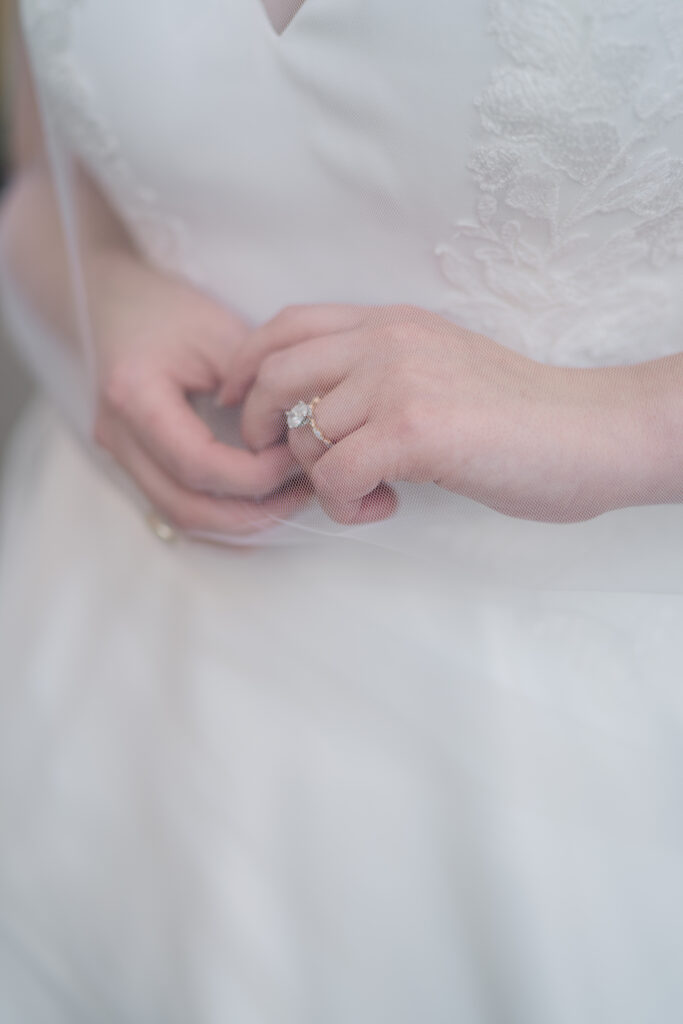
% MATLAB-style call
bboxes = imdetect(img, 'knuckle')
[173,457,207,492]
[310,456,353,502]
[169,453,210,493]
[277,303,304,325]
[387,304,424,333]
[101,362,153,423]
[257,350,289,391]
[339,446,366,483]
[393,398,428,446]
[387,319,419,349]
[394,302,422,321]
[369,303,419,332]
[165,501,197,533]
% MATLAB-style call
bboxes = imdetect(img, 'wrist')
[627,356,683,506]
[575,357,683,512]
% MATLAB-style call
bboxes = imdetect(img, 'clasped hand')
[93,257,639,538]
[223,303,636,525]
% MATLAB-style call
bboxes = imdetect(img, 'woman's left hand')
[220,303,648,525]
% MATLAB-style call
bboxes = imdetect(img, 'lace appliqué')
[437,0,683,366]
[20,0,195,276]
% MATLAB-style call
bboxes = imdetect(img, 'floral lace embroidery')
[20,0,196,277]
[437,0,683,365]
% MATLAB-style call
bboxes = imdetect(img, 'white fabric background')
[1,2,683,1021]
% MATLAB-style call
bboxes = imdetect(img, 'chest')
[20,1,683,365]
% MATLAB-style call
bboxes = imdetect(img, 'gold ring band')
[310,396,333,447]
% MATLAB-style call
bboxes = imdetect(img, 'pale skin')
[260,0,307,34]
[220,304,683,525]
[2,18,308,536]
[2,12,682,537]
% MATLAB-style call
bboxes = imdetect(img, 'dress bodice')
[20,0,683,368]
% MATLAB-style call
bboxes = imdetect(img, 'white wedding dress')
[2,1,683,1021]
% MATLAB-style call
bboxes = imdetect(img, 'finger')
[286,377,372,468]
[219,303,367,405]
[308,425,399,525]
[126,377,298,497]
[105,423,313,536]
[241,333,359,451]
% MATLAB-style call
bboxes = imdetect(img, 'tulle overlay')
[1,0,683,1019]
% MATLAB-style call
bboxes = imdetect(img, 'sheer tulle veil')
[3,0,683,594]
[2,5,683,1022]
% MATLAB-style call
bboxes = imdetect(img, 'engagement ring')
[285,397,333,447]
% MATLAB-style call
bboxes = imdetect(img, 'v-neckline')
[255,0,311,37]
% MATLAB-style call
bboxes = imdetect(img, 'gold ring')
[146,510,178,543]
[309,396,333,448]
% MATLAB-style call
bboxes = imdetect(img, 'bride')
[1,0,682,1020]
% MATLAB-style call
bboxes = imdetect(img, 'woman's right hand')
[90,250,308,537]
[3,25,304,539]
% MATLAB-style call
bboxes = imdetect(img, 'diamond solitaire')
[285,400,312,429]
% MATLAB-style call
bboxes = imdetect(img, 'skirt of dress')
[1,399,683,1024]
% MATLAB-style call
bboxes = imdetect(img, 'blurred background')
[0,0,32,458]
